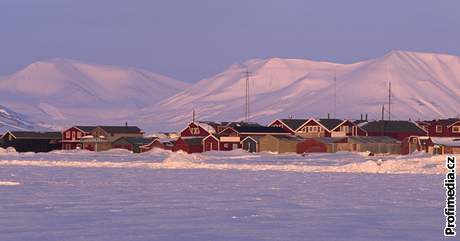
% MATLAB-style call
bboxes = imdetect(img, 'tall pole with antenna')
[244,70,251,123]
[388,81,391,120]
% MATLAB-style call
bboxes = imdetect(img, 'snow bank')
[0,151,450,174]
[0,181,21,186]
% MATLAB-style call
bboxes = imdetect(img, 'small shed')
[429,137,460,155]
[1,131,62,153]
[345,136,401,154]
[241,136,262,153]
[173,137,204,153]
[259,135,303,154]
[112,137,154,153]
[297,137,346,154]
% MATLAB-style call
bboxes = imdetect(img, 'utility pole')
[192,109,195,122]
[388,81,392,120]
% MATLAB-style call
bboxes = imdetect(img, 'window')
[65,131,71,138]
[436,125,443,133]
[77,132,82,138]
[453,126,460,133]
[308,126,319,132]
[224,143,229,148]
[340,126,349,133]
[192,127,200,134]
[71,131,76,139]
[300,127,307,133]
[412,138,418,144]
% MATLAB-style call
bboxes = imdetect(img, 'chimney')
[192,110,196,122]
[365,113,368,121]
[327,113,330,119]
[360,114,363,120]
[125,122,128,127]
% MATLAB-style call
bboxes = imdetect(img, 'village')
[1,114,460,156]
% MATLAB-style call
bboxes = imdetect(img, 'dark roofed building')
[112,137,155,153]
[268,118,308,134]
[98,126,142,134]
[361,120,427,140]
[423,118,460,137]
[1,131,61,152]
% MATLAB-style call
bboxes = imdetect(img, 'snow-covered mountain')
[140,50,460,131]
[0,105,39,133]
[0,59,190,129]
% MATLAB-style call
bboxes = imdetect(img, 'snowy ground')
[0,149,454,240]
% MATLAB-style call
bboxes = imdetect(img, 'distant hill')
[0,59,190,129]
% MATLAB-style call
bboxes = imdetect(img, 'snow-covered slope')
[0,59,190,128]
[141,50,460,131]
[0,105,38,133]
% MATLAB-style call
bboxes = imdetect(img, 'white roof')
[431,137,460,147]
[195,122,216,134]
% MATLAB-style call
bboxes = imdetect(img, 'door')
[232,143,239,150]
[205,142,213,152]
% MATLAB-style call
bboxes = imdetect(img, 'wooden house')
[179,121,217,138]
[112,137,154,153]
[82,125,143,151]
[173,137,204,154]
[1,131,61,153]
[61,126,96,150]
[424,118,460,137]
[343,136,401,154]
[404,137,460,155]
[240,136,263,153]
[203,134,220,152]
[401,136,431,154]
[211,126,289,151]
[360,120,427,141]
[259,135,303,154]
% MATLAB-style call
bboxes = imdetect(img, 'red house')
[361,120,427,141]
[179,121,217,137]
[61,126,96,150]
[294,118,342,137]
[173,137,204,153]
[424,118,460,137]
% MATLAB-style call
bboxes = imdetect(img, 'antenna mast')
[388,81,391,120]
[244,69,251,122]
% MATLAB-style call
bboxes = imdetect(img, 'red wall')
[173,138,203,153]
[269,120,295,134]
[297,139,328,154]
[180,123,211,137]
[426,121,460,137]
[203,138,219,152]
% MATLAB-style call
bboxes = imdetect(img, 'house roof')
[268,135,304,142]
[361,120,427,135]
[98,126,142,134]
[318,118,344,131]
[347,136,400,144]
[279,119,308,131]
[231,126,289,134]
[431,118,460,126]
[7,131,62,139]
[431,137,460,147]
[75,126,97,132]
[114,137,154,145]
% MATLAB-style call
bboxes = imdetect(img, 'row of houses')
[1,117,460,155]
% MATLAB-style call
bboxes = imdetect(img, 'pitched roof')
[7,131,62,139]
[361,121,426,134]
[98,126,142,134]
[433,118,460,126]
[431,137,460,147]
[75,126,97,132]
[114,137,154,145]
[347,136,400,144]
[232,126,289,134]
[318,118,344,131]
[279,119,308,131]
[269,135,304,142]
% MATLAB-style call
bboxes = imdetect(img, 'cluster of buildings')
[1,116,460,155]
